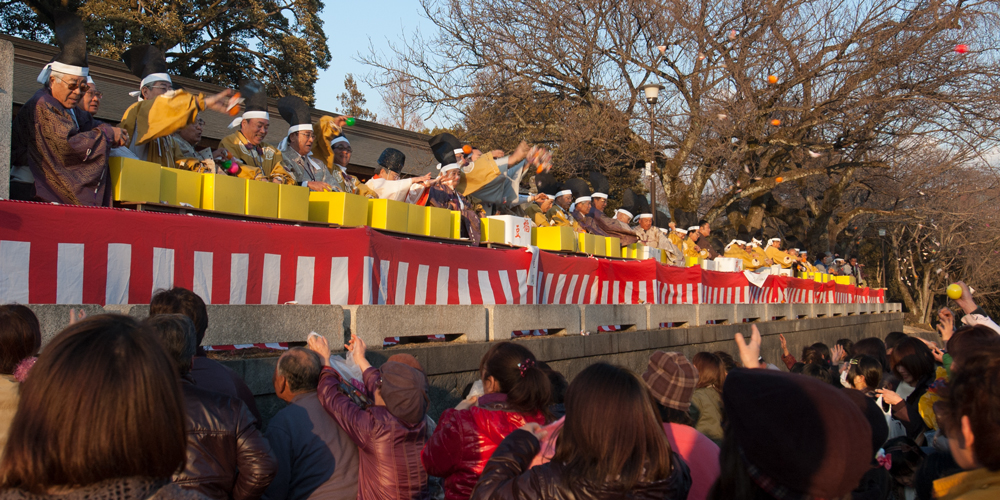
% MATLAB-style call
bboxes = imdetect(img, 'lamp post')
[640,83,664,222]
[878,228,887,287]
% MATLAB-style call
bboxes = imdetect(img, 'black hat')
[534,173,561,197]
[123,45,169,81]
[655,210,672,228]
[378,148,406,174]
[428,133,463,166]
[620,189,639,214]
[564,178,591,201]
[230,79,269,128]
[634,194,651,215]
[588,170,610,196]
[37,14,89,84]
[277,95,312,128]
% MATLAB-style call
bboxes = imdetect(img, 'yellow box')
[308,191,368,226]
[536,226,575,252]
[425,206,451,238]
[833,275,852,285]
[593,235,607,257]
[158,167,202,207]
[605,237,621,258]
[685,256,702,267]
[623,244,636,259]
[407,204,427,235]
[368,199,409,233]
[450,211,462,239]
[480,218,506,244]
[634,243,646,259]
[201,173,246,214]
[109,157,161,203]
[245,180,279,218]
[277,184,309,221]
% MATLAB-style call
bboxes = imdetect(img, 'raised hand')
[306,333,331,365]
[831,344,845,365]
[937,307,955,342]
[779,333,789,356]
[204,89,238,113]
[735,324,763,369]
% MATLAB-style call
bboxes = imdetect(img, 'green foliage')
[13,0,330,103]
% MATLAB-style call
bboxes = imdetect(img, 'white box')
[700,259,717,271]
[778,268,794,277]
[713,257,743,273]
[638,246,663,260]
[487,215,533,247]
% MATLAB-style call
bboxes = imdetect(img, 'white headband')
[616,209,633,219]
[453,148,464,155]
[726,239,740,251]
[278,124,314,150]
[330,136,350,147]
[768,238,781,243]
[687,226,700,232]
[592,192,608,199]
[86,75,95,85]
[555,189,572,198]
[751,238,762,246]
[38,61,88,84]
[638,213,653,219]
[439,163,460,173]
[128,73,173,99]
[574,196,592,204]
[229,111,270,129]
[675,228,688,235]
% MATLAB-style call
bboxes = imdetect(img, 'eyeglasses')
[148,83,173,91]
[85,90,103,99]
[333,146,353,153]
[55,76,89,93]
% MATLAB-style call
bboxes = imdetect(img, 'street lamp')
[878,228,887,287]
[640,83,665,220]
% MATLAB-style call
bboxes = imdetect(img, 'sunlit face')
[333,143,352,167]
[593,197,607,212]
[638,218,652,230]
[616,212,631,224]
[241,118,269,145]
[699,224,711,237]
[439,169,460,189]
[380,168,400,181]
[77,84,102,114]
[555,194,572,210]
[290,131,314,156]
[49,73,87,109]
[178,118,204,146]
[576,201,592,214]
[141,81,172,100]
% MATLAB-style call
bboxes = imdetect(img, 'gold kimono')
[765,245,794,268]
[725,246,761,270]
[310,116,376,198]
[119,90,207,169]
[219,131,294,184]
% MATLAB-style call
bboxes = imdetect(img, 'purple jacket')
[317,367,430,500]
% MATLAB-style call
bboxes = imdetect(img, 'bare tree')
[379,74,425,131]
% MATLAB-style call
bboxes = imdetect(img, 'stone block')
[734,304,767,324]
[648,328,688,349]
[486,304,581,340]
[791,303,814,319]
[580,304,648,333]
[201,305,344,348]
[349,305,487,350]
[27,304,107,348]
[699,304,738,326]
[648,304,697,329]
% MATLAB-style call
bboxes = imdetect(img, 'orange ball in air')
[462,144,473,155]
[775,176,784,183]
[771,119,781,126]
[768,75,778,84]
[954,44,969,54]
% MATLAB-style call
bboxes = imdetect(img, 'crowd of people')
[0,280,997,499]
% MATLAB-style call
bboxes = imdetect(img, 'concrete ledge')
[700,304,737,326]
[27,304,107,347]
[580,304,648,333]
[349,305,487,349]
[791,303,814,319]
[201,305,344,347]
[734,304,766,324]
[487,304,581,340]
[648,304,697,329]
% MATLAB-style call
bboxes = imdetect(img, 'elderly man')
[276,95,336,192]
[11,15,128,205]
[364,148,431,201]
[76,76,102,116]
[633,213,683,265]
[571,195,608,236]
[544,187,584,232]
[118,45,236,168]
[590,204,638,245]
[171,117,218,172]
[765,237,794,268]
[264,347,360,500]
[697,220,721,258]
[427,163,481,243]
[220,79,295,184]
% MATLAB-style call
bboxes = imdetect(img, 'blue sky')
[312,0,432,119]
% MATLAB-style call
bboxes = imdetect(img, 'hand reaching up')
[306,333,331,366]
[736,324,763,369]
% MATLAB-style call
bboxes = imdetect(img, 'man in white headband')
[632,213,683,265]
[276,95,335,191]
[427,162,482,242]
[118,44,237,168]
[219,79,296,184]
[764,236,794,268]
[724,234,761,270]
[11,14,129,206]
[571,194,607,236]
[681,222,710,260]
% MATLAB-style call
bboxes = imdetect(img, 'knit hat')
[724,369,872,500]
[379,361,429,425]
[641,351,698,411]
[387,353,423,372]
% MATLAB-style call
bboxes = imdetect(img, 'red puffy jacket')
[421,394,546,500]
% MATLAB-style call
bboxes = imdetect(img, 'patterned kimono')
[591,208,638,245]
[572,208,608,237]
[13,88,117,206]
[427,184,481,244]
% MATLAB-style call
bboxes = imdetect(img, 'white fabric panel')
[192,251,213,304]
[56,243,84,304]
[105,243,131,305]
[295,256,316,304]
[0,240,30,304]
[229,253,249,305]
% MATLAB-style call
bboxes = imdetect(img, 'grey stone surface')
[791,303,815,319]
[201,305,344,348]
[27,304,107,348]
[734,304,767,324]
[580,304,648,333]
[0,40,11,199]
[699,304,738,325]
[348,305,487,350]
[487,304,581,340]
[648,304,697,328]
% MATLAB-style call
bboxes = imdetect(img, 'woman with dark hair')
[848,355,884,396]
[471,362,691,500]
[877,337,936,439]
[854,338,890,374]
[0,305,41,450]
[691,352,726,443]
[932,345,1000,499]
[423,341,551,500]
[0,314,206,499]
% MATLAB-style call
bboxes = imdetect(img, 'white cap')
[615,209,633,219]
[37,61,88,85]
[592,192,608,199]
[574,196,592,204]
[555,189,573,198]
[330,136,350,146]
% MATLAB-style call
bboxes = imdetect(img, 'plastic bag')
[308,332,364,386]
[468,379,485,398]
